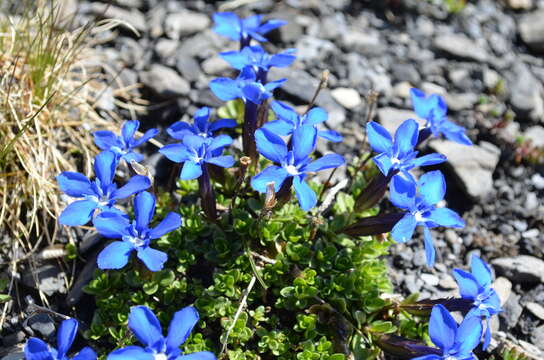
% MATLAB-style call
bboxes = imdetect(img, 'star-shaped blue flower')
[220,45,296,74]
[167,107,237,142]
[94,120,158,163]
[366,119,446,181]
[389,171,465,267]
[94,191,181,271]
[412,305,482,360]
[209,66,285,105]
[25,318,97,360]
[212,12,286,44]
[160,134,235,180]
[260,100,342,143]
[410,88,472,146]
[251,125,345,211]
[453,255,502,350]
[57,151,151,226]
[107,305,215,360]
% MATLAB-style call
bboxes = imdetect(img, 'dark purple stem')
[243,101,259,162]
[198,164,217,222]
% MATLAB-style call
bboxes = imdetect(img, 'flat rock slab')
[519,10,544,52]
[140,64,190,98]
[377,107,424,134]
[492,255,544,285]
[433,34,488,62]
[429,140,500,199]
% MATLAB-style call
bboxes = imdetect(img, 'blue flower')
[94,120,158,163]
[453,255,502,350]
[220,45,296,73]
[160,135,235,180]
[209,66,285,105]
[25,318,97,360]
[389,171,465,267]
[412,305,482,360]
[260,101,342,143]
[212,12,286,43]
[410,88,472,146]
[107,305,215,360]
[167,107,237,141]
[94,191,181,271]
[366,119,446,181]
[57,151,151,226]
[251,126,345,211]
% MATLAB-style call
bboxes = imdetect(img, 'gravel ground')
[1,0,544,358]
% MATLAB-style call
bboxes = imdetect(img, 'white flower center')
[391,157,401,165]
[128,236,145,247]
[192,156,203,163]
[414,211,425,222]
[154,353,168,360]
[285,165,299,175]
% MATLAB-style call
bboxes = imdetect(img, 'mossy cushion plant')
[26,11,506,360]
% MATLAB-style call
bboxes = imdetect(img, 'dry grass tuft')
[0,0,117,249]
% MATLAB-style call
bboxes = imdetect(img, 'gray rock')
[532,325,544,352]
[117,37,144,67]
[27,313,55,339]
[519,10,544,52]
[90,3,146,32]
[421,273,440,287]
[429,140,501,199]
[507,63,544,121]
[175,55,202,83]
[341,30,385,56]
[21,264,66,296]
[526,302,544,320]
[433,34,488,62]
[155,39,178,62]
[501,293,523,329]
[439,274,458,289]
[201,56,230,76]
[164,11,211,39]
[391,63,421,84]
[505,0,534,10]
[444,93,479,111]
[524,126,544,147]
[492,255,544,284]
[296,36,336,62]
[330,87,362,109]
[377,108,425,134]
[493,277,512,306]
[140,64,190,98]
[1,351,25,360]
[532,173,544,189]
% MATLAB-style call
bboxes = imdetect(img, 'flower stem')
[198,164,217,222]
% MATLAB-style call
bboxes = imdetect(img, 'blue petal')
[94,151,117,187]
[440,120,472,146]
[242,82,267,104]
[97,241,133,270]
[206,155,234,168]
[209,118,237,132]
[293,176,317,211]
[167,122,194,140]
[166,307,199,351]
[373,153,393,176]
[271,101,298,125]
[268,52,296,68]
[160,143,191,163]
[94,131,121,151]
[113,175,151,199]
[411,356,442,360]
[149,212,182,239]
[134,191,155,230]
[255,128,287,163]
[137,247,168,272]
[180,161,203,180]
[452,269,479,299]
[209,78,241,101]
[122,152,144,163]
[482,319,491,351]
[428,208,465,228]
[212,12,241,41]
[389,175,416,210]
[132,128,159,147]
[261,119,293,136]
[263,78,286,92]
[59,200,97,226]
[93,212,130,238]
[177,352,217,360]
[367,122,393,154]
[318,130,343,142]
[208,135,232,153]
[411,153,447,168]
[107,346,154,360]
[251,166,289,193]
[72,347,97,360]
[122,121,140,144]
[303,154,345,173]
[57,318,78,358]
[183,135,206,150]
[410,88,435,119]
[418,171,446,207]
[24,338,53,360]
[219,50,249,70]
[242,14,262,31]
[390,214,417,243]
[454,315,483,356]
[471,255,492,288]
[394,119,419,158]
[423,227,436,267]
[128,306,164,348]
[257,19,288,34]
[292,125,317,163]
[304,107,327,125]
[193,107,211,133]
[429,304,457,352]
[57,172,94,197]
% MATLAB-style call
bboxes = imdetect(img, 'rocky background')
[2,0,544,359]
